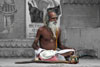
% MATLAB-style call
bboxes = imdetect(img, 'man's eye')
[51,17,58,19]
[52,18,55,19]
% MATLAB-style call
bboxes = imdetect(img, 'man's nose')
[53,18,57,21]
[53,17,58,21]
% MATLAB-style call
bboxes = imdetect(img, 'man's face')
[48,12,58,29]
[47,12,58,38]
[48,12,58,22]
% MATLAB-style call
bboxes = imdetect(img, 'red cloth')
[39,55,58,61]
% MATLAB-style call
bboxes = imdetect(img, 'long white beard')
[48,21,57,38]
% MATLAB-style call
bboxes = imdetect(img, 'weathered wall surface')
[0,0,100,58]
[0,0,25,39]
[61,0,100,58]
[0,0,33,58]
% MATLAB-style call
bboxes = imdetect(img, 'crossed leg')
[59,50,79,64]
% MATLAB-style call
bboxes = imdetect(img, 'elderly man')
[32,11,79,64]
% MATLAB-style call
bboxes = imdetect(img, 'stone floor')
[0,58,100,67]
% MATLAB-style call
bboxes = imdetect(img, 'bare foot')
[69,56,79,64]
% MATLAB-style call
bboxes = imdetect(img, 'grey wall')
[0,0,100,58]
[0,0,25,39]
[61,0,100,58]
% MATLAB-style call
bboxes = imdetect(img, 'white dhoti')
[35,48,75,61]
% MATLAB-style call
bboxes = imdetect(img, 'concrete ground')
[0,58,100,67]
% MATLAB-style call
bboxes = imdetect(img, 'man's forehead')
[48,12,57,17]
[48,12,56,15]
[51,15,57,18]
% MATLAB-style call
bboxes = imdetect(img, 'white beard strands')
[48,21,57,38]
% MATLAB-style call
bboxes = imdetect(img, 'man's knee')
[60,51,74,56]
[69,51,74,55]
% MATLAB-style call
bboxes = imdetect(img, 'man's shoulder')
[57,27,61,32]
[38,26,46,31]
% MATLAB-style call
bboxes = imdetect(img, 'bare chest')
[41,29,54,39]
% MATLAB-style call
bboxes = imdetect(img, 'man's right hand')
[35,48,45,56]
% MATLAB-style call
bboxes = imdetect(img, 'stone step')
[0,39,35,58]
[0,39,98,58]
[0,59,100,67]
[0,48,34,58]
[0,39,33,48]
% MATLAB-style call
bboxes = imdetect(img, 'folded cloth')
[57,49,75,54]
[38,49,75,61]
[39,54,66,61]
[40,50,57,59]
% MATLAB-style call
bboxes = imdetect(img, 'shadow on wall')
[76,49,98,59]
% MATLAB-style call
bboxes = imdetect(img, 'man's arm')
[57,29,73,49]
[32,28,41,50]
